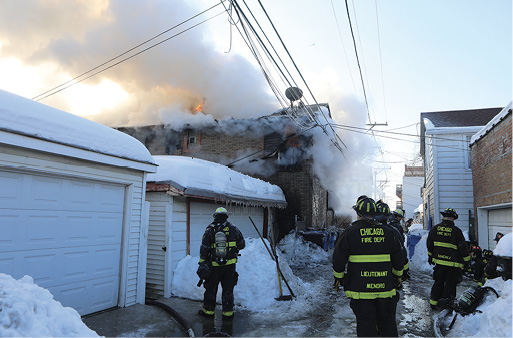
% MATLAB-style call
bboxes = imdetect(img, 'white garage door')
[488,208,512,250]
[0,170,125,315]
[189,202,264,257]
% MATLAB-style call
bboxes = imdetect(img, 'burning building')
[118,104,332,240]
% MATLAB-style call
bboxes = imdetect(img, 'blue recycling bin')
[407,234,422,259]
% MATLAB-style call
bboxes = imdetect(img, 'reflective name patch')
[361,271,388,277]
[366,283,386,289]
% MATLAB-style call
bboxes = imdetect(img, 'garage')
[487,208,512,250]
[0,89,157,315]
[145,156,287,299]
[189,202,264,257]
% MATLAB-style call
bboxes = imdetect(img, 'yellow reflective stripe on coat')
[392,268,403,277]
[345,289,396,299]
[433,241,458,250]
[432,258,464,268]
[463,255,471,262]
[348,254,391,263]
[212,258,237,266]
[333,270,344,279]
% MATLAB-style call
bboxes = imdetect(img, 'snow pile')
[447,278,513,337]
[171,237,309,311]
[494,232,512,257]
[408,230,432,273]
[0,274,100,337]
[278,232,331,265]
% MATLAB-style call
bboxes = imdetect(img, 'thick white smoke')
[0,0,376,216]
[0,0,276,125]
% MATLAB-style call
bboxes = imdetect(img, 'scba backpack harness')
[212,223,230,265]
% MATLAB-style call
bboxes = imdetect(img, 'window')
[183,130,200,152]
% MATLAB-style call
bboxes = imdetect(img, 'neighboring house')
[470,102,512,250]
[0,89,157,315]
[119,104,330,239]
[420,107,501,236]
[401,165,424,220]
[144,155,287,299]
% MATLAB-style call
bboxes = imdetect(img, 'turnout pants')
[349,294,400,337]
[430,264,461,305]
[202,264,238,314]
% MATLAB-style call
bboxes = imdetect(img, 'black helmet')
[376,201,391,216]
[440,208,458,219]
[353,197,377,217]
[494,232,505,242]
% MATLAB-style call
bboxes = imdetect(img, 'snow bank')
[409,230,432,273]
[447,278,513,337]
[171,237,309,311]
[494,232,512,257]
[0,274,100,337]
[278,232,331,265]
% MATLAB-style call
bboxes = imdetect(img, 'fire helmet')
[376,201,391,216]
[440,208,458,219]
[353,197,377,217]
[392,209,405,218]
[213,207,229,217]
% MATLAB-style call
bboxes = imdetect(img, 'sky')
[0,0,510,212]
[2,232,511,337]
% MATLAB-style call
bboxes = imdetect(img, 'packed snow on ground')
[0,274,100,337]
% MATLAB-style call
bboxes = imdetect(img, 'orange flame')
[194,100,205,113]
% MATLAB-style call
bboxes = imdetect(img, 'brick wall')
[471,111,512,229]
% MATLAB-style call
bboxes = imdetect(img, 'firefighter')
[427,208,470,309]
[484,232,512,282]
[333,196,405,337]
[198,207,245,318]
[389,208,410,280]
[376,201,409,285]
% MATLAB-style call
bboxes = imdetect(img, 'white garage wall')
[0,144,149,311]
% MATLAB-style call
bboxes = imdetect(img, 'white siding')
[145,193,187,299]
[0,144,148,310]
[424,136,435,228]
[402,176,423,219]
[145,193,169,299]
[434,133,475,233]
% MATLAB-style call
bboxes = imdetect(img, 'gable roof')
[419,106,504,158]
[421,107,502,128]
[146,155,287,208]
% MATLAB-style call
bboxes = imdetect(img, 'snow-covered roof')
[0,89,156,171]
[470,102,512,145]
[147,156,287,208]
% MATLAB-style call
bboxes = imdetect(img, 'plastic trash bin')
[407,234,421,259]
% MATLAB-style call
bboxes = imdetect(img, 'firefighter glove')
[333,277,343,292]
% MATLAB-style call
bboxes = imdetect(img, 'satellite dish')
[285,87,303,102]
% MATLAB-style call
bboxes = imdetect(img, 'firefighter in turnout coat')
[333,197,406,337]
[198,207,245,318]
[427,208,470,309]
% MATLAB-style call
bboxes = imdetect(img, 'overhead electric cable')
[34,11,225,102]
[32,1,226,101]
[344,0,371,124]
[330,0,358,95]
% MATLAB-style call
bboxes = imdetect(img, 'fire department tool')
[249,216,295,300]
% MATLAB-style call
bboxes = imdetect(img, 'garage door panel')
[0,170,124,315]
[488,208,512,250]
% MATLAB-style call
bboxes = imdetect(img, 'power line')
[344,0,371,124]
[32,2,226,102]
